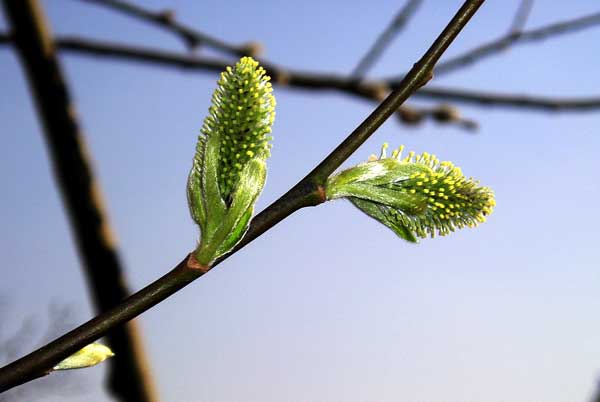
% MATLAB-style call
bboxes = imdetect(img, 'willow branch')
[431,10,600,75]
[350,0,422,79]
[0,0,485,392]
[77,0,260,56]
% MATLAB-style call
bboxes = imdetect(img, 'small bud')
[398,106,424,125]
[53,343,114,371]
[431,104,461,123]
[326,144,495,242]
[187,57,275,266]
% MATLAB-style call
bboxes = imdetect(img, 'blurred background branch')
[428,10,600,76]
[350,0,423,79]
[1,1,157,401]
[78,0,261,56]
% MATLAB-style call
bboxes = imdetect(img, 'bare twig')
[1,32,597,114]
[350,0,422,79]
[431,11,600,75]
[414,86,600,111]
[1,33,596,113]
[0,33,476,129]
[1,1,157,401]
[0,0,486,392]
[77,0,260,56]
[508,0,534,35]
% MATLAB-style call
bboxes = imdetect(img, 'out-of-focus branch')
[77,0,261,56]
[430,11,600,75]
[0,32,10,44]
[0,1,157,401]
[508,0,534,35]
[590,378,600,402]
[1,34,597,113]
[0,0,486,392]
[0,33,475,129]
[350,0,422,79]
[414,86,600,111]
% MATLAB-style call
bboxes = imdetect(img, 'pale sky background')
[1,1,600,401]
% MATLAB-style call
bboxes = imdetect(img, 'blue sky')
[1,1,600,401]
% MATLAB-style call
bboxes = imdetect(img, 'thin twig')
[0,0,485,392]
[1,1,158,401]
[350,0,422,79]
[430,11,600,75]
[414,86,600,111]
[1,33,596,113]
[508,0,534,35]
[77,0,260,56]
[0,33,476,129]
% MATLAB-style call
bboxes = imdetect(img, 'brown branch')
[431,10,600,75]
[77,0,260,56]
[350,0,422,79]
[1,32,598,113]
[414,86,600,111]
[0,0,486,392]
[0,1,158,401]
[0,33,476,129]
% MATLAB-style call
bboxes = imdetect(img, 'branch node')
[186,253,211,273]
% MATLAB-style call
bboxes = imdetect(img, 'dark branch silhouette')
[78,0,261,56]
[414,86,600,111]
[430,11,600,76]
[0,33,476,130]
[508,0,534,35]
[1,1,158,401]
[1,33,597,113]
[350,0,422,79]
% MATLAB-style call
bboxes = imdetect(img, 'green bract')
[326,144,495,242]
[187,57,275,266]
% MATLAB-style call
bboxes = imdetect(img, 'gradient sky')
[1,1,600,401]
